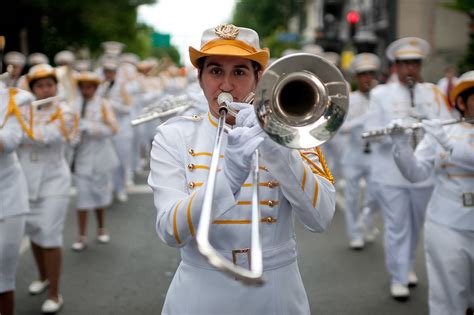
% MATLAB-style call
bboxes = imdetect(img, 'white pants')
[425,220,474,315]
[373,184,433,285]
[341,164,376,242]
[112,135,132,194]
[0,214,25,292]
[163,261,310,315]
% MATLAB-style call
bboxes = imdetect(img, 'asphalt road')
[15,176,429,315]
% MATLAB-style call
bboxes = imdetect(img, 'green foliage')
[17,0,159,58]
[440,0,474,73]
[440,0,474,12]
[232,0,304,57]
[150,46,181,66]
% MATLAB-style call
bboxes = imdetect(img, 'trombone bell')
[254,53,349,149]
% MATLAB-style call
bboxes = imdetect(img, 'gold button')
[187,163,195,171]
[268,200,275,207]
[264,216,276,223]
[188,149,195,156]
[268,181,279,188]
[188,181,196,189]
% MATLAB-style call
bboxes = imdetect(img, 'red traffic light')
[346,11,360,24]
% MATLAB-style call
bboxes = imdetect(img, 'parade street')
[15,175,428,315]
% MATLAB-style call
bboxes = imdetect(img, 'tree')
[232,0,304,57]
[3,0,157,59]
[441,0,474,72]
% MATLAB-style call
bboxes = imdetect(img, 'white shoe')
[391,283,409,301]
[349,239,364,250]
[408,271,418,287]
[29,279,49,295]
[41,295,63,313]
[116,191,128,203]
[71,239,87,252]
[364,227,380,242]
[97,234,110,243]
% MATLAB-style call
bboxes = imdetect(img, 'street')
[15,175,429,315]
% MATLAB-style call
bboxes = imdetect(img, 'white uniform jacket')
[393,122,474,231]
[73,95,119,176]
[98,79,133,139]
[341,90,371,166]
[148,112,336,312]
[0,88,30,219]
[366,81,453,187]
[17,101,74,201]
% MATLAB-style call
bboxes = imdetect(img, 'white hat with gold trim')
[4,51,26,66]
[120,53,139,66]
[26,63,56,83]
[349,53,381,74]
[189,24,269,69]
[76,71,101,85]
[302,44,324,56]
[28,53,49,66]
[451,70,474,105]
[54,50,75,65]
[101,41,125,56]
[386,37,430,62]
[101,57,119,71]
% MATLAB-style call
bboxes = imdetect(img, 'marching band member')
[17,64,75,313]
[148,24,336,314]
[1,51,26,88]
[71,71,119,251]
[340,53,380,249]
[54,50,79,105]
[0,88,34,315]
[365,37,453,300]
[390,70,474,315]
[97,58,133,203]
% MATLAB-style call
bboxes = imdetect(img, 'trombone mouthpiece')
[217,92,233,106]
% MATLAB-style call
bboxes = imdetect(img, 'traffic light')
[346,10,360,39]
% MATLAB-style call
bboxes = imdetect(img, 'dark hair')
[197,57,261,80]
[455,86,474,116]
[29,75,58,90]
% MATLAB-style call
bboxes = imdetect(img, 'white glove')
[388,118,411,148]
[78,120,93,133]
[421,119,453,152]
[224,125,264,194]
[235,105,258,128]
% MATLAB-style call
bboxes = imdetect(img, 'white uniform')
[73,95,119,209]
[0,88,29,292]
[148,112,336,314]
[98,79,133,195]
[366,81,453,286]
[17,101,73,247]
[340,90,377,242]
[393,122,474,314]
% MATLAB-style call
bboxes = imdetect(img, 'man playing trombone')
[364,37,454,301]
[148,24,336,314]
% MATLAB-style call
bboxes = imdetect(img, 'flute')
[361,117,474,139]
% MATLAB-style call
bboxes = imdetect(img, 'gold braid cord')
[315,147,334,184]
[300,147,334,185]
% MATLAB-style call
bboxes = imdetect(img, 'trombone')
[196,53,349,283]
